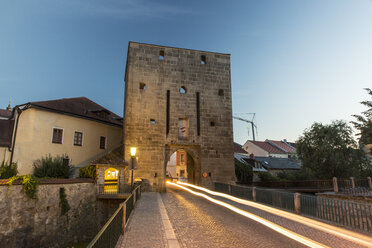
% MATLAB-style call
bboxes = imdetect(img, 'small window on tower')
[159,50,164,60]
[139,82,146,90]
[180,86,187,94]
[150,119,156,125]
[201,55,206,65]
[218,89,224,96]
[210,121,215,127]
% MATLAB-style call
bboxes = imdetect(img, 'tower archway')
[164,145,201,185]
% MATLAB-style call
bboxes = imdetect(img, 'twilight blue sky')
[1,0,372,145]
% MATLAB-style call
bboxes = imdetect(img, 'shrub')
[0,161,18,179]
[235,158,253,183]
[33,154,71,178]
[79,165,96,179]
[258,172,280,182]
[8,175,39,199]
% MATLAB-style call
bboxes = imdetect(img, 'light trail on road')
[177,181,372,248]
[167,181,329,248]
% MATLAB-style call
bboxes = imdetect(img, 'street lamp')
[129,147,138,191]
[130,147,136,157]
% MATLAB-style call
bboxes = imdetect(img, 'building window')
[180,153,185,164]
[74,131,83,146]
[52,128,63,144]
[159,50,164,60]
[178,118,189,140]
[201,55,206,65]
[180,86,187,94]
[139,82,146,90]
[218,89,224,96]
[100,136,106,149]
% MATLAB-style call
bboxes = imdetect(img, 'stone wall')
[0,179,121,248]
[124,42,236,191]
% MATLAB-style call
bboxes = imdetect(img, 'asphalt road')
[162,184,369,248]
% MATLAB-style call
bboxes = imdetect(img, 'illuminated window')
[74,131,83,146]
[52,128,63,144]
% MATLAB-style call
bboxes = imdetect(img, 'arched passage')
[165,145,201,185]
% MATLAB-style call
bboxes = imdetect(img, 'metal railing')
[215,182,372,233]
[253,180,333,189]
[97,184,132,195]
[231,185,253,200]
[256,187,295,212]
[88,184,142,248]
[337,178,372,195]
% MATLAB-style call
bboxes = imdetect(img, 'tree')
[296,120,366,179]
[351,88,372,146]
[234,158,253,183]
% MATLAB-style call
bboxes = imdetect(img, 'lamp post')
[129,147,137,191]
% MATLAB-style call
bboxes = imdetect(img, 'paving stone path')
[116,185,371,248]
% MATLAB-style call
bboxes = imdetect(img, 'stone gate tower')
[124,42,235,191]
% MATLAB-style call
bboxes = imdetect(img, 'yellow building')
[0,97,122,175]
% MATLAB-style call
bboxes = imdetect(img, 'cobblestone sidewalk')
[116,192,180,248]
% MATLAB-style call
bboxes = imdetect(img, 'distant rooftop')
[0,109,12,119]
[234,142,247,154]
[250,140,286,154]
[255,156,301,170]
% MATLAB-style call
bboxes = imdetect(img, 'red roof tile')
[250,141,286,154]
[234,142,247,154]
[268,140,296,153]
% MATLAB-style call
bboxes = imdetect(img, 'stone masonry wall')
[124,42,236,191]
[0,180,120,248]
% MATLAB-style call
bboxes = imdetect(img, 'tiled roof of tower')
[234,142,248,154]
[250,141,286,154]
[28,97,123,127]
[0,109,12,118]
[267,140,296,153]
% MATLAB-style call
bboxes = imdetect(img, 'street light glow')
[176,181,372,248]
[167,181,328,248]
[130,147,136,157]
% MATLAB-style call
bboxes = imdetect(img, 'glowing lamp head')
[130,147,137,157]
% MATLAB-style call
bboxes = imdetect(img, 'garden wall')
[0,178,121,248]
